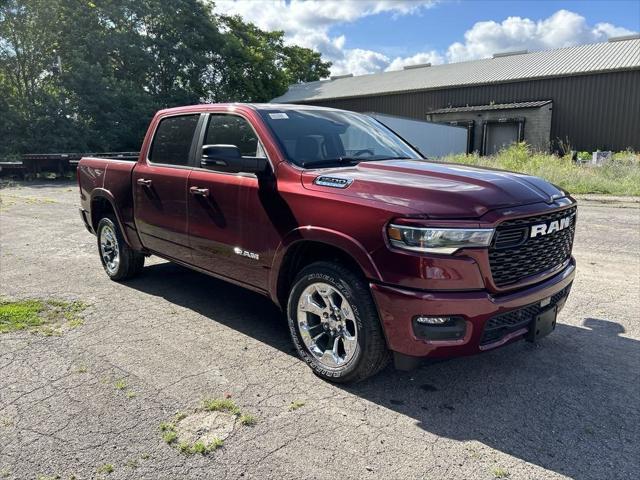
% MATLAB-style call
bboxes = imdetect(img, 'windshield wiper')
[300,156,415,169]
[299,157,364,168]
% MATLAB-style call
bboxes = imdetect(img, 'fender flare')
[268,226,383,305]
[89,189,141,250]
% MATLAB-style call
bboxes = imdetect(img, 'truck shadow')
[126,262,638,480]
[125,261,294,353]
[343,316,639,479]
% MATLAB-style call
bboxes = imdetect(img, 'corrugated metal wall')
[304,70,640,152]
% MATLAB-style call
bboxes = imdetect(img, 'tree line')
[0,0,331,157]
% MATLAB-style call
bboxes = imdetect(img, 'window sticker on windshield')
[269,113,289,120]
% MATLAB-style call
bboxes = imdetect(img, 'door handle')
[137,178,152,187]
[190,186,209,197]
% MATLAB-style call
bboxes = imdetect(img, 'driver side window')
[205,114,264,158]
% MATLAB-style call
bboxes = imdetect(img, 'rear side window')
[205,114,260,157]
[149,115,199,166]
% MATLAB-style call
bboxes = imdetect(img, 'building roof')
[428,100,552,114]
[273,39,640,103]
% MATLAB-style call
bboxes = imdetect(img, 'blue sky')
[213,0,640,75]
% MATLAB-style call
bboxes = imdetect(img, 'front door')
[187,112,280,290]
[133,114,200,263]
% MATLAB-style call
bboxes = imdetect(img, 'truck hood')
[301,159,567,219]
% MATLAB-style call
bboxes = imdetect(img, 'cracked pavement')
[0,182,639,480]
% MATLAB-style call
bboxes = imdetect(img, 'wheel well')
[90,197,116,231]
[277,241,365,309]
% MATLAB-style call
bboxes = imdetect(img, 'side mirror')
[201,144,268,175]
[201,144,241,168]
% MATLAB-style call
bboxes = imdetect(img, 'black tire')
[287,261,390,383]
[96,216,145,281]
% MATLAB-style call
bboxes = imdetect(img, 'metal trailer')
[368,112,467,158]
[0,152,138,178]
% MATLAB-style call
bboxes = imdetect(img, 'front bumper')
[370,257,575,358]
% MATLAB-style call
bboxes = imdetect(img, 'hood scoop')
[314,175,353,189]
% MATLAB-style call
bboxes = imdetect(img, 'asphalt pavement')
[1,182,638,480]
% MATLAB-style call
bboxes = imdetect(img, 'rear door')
[187,111,279,290]
[133,113,201,262]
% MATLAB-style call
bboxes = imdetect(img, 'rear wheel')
[96,216,144,281]
[287,261,390,383]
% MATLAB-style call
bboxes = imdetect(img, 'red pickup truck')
[78,103,576,382]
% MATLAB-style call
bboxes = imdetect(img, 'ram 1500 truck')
[78,103,576,383]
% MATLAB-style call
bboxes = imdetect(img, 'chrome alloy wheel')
[99,224,120,275]
[296,282,358,368]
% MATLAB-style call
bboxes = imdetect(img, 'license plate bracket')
[526,306,557,342]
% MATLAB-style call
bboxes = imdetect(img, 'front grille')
[489,206,576,287]
[480,284,572,345]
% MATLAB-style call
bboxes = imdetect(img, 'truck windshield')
[259,108,421,168]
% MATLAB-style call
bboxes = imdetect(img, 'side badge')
[314,176,353,189]
[234,247,259,260]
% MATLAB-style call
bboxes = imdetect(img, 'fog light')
[412,316,466,341]
[416,316,452,325]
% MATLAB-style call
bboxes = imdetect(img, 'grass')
[96,464,113,474]
[160,400,254,455]
[0,299,45,333]
[0,417,13,427]
[178,438,224,455]
[114,379,127,390]
[202,398,241,416]
[208,437,224,450]
[166,420,223,455]
[239,414,257,426]
[440,143,640,196]
[289,400,305,411]
[162,429,178,444]
[0,193,57,206]
[160,422,178,444]
[0,298,87,334]
[492,467,510,478]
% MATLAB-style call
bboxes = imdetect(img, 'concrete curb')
[573,194,640,207]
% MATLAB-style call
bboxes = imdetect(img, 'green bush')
[440,143,640,196]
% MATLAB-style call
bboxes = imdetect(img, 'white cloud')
[385,51,444,72]
[211,0,437,75]
[210,3,637,76]
[446,9,637,63]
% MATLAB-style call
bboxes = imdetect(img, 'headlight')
[387,224,494,254]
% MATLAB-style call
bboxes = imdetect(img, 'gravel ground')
[1,181,638,480]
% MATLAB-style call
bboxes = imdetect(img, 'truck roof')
[156,103,343,116]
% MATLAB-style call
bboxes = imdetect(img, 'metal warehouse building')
[273,37,640,154]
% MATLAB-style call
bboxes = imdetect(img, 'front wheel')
[96,216,144,281]
[287,261,390,383]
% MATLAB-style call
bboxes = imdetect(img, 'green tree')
[0,0,331,156]
[282,44,331,84]
[0,0,76,154]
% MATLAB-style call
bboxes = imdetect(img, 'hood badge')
[547,193,563,204]
[314,176,353,189]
